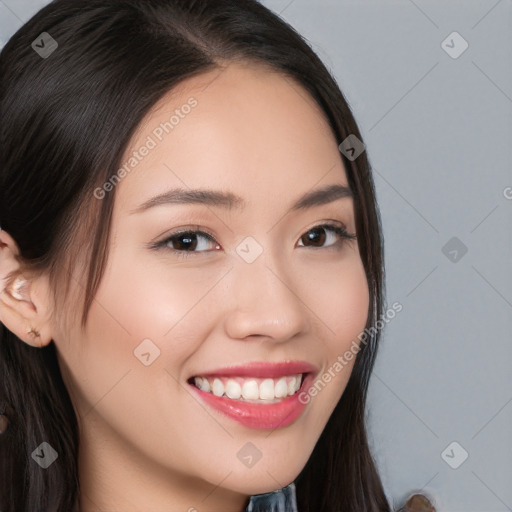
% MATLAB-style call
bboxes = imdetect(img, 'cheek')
[325,256,370,379]
[299,252,370,347]
[54,255,222,466]
[94,249,225,359]
[297,254,369,421]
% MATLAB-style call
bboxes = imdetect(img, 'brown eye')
[169,233,200,251]
[301,226,327,247]
[151,228,220,259]
[298,223,356,249]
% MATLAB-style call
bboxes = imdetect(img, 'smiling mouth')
[187,373,307,403]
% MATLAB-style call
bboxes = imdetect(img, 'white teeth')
[225,380,242,399]
[192,373,304,402]
[212,378,224,397]
[274,377,288,398]
[194,377,211,393]
[200,378,211,393]
[287,376,296,395]
[242,380,259,400]
[259,378,274,400]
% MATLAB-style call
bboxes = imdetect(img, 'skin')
[0,61,369,512]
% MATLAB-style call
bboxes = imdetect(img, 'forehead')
[114,61,348,213]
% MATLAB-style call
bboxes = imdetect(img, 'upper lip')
[190,361,318,379]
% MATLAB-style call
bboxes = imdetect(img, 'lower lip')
[188,373,313,430]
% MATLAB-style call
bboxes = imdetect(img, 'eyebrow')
[129,183,352,215]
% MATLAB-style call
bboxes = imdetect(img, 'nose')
[222,248,310,343]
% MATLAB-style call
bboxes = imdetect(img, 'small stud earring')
[26,326,41,338]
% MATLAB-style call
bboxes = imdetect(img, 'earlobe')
[0,277,53,348]
[0,299,50,348]
[0,229,53,348]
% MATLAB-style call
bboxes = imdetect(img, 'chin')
[214,459,304,496]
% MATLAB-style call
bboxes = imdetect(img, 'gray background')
[1,1,511,511]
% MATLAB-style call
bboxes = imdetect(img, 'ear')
[0,229,53,348]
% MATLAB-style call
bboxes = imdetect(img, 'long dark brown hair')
[0,1,389,510]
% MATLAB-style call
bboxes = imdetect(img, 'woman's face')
[54,61,370,511]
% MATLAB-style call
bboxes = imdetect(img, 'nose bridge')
[223,238,308,341]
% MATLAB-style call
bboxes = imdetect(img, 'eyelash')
[150,222,356,260]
